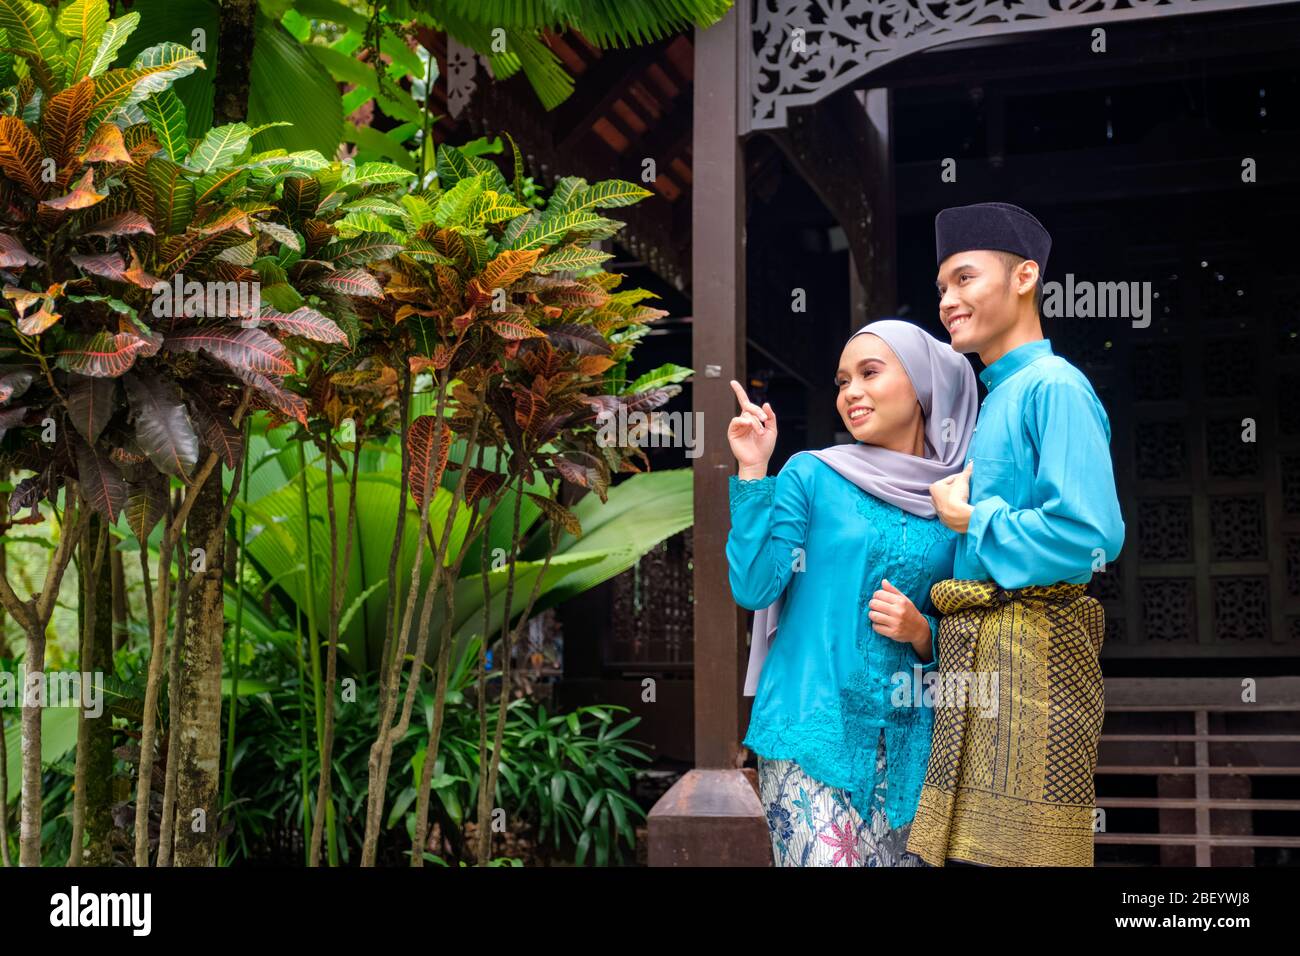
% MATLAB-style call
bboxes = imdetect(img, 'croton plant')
[278,138,692,866]
[0,1,398,539]
[0,0,691,868]
[276,132,689,520]
[0,37,684,538]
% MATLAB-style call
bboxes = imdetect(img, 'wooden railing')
[1094,677,1300,865]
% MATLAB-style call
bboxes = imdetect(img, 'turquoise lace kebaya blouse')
[727,451,957,829]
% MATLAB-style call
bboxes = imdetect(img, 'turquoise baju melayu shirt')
[727,452,957,829]
[957,338,1126,586]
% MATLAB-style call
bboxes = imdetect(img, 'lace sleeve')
[726,468,810,610]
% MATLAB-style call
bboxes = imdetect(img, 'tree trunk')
[19,627,44,866]
[69,518,107,865]
[176,0,254,868]
[83,517,115,866]
[0,490,8,659]
[111,547,128,653]
[0,488,9,865]
[13,494,86,866]
[0,703,9,867]
[133,499,175,866]
[157,545,191,866]
[171,471,226,866]
[213,0,257,126]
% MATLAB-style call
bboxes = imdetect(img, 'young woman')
[726,319,976,867]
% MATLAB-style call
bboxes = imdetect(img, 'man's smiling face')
[936,249,1036,355]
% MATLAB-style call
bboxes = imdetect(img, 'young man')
[905,201,1126,867]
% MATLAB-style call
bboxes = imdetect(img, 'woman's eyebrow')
[835,356,886,374]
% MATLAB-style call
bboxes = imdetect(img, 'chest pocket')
[970,456,1015,505]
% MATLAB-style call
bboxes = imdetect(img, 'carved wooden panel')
[745,0,1300,131]
[1078,244,1300,656]
[608,530,695,671]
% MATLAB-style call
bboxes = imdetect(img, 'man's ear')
[1016,259,1040,297]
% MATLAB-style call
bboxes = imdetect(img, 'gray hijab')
[743,318,977,696]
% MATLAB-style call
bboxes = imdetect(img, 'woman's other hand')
[868,578,932,660]
[728,379,777,479]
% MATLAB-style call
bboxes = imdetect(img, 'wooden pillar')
[647,2,770,867]
[685,0,747,773]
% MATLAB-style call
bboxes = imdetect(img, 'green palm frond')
[422,0,731,108]
[429,0,733,48]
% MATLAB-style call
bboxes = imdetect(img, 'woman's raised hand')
[728,380,777,479]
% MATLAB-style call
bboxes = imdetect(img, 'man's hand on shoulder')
[930,461,974,533]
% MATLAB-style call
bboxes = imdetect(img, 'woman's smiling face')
[834,333,923,451]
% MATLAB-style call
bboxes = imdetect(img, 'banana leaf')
[226,443,693,674]
[3,705,80,804]
[232,467,471,673]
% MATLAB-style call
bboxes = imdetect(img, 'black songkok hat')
[935,202,1051,277]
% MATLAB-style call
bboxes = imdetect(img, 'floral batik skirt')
[757,730,926,867]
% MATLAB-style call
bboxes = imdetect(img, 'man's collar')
[979,338,1053,390]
